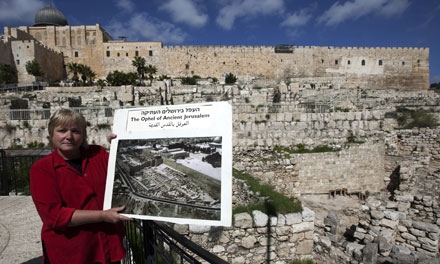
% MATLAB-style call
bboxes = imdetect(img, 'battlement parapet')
[162,44,428,54]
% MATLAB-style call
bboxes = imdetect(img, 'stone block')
[302,207,315,222]
[285,212,302,225]
[295,239,313,255]
[241,235,257,249]
[234,212,253,228]
[291,222,314,234]
[362,243,378,264]
[252,210,268,227]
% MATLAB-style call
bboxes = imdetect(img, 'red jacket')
[30,145,126,264]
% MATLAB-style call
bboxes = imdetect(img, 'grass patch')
[392,107,439,129]
[346,131,365,144]
[274,144,339,154]
[233,169,302,215]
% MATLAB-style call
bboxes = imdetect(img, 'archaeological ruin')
[0,5,439,264]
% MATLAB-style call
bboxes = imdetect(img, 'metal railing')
[0,82,48,92]
[0,149,50,195]
[124,220,228,264]
[0,149,227,264]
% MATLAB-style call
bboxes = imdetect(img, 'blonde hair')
[48,109,88,149]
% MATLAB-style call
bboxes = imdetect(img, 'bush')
[394,107,438,128]
[405,110,438,128]
[181,76,198,85]
[274,144,339,154]
[233,169,302,215]
[225,73,237,84]
[27,141,45,148]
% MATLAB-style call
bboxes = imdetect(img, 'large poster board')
[104,102,232,226]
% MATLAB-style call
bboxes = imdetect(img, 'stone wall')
[234,142,386,197]
[173,207,315,263]
[10,39,65,83]
[0,35,13,65]
[2,25,430,91]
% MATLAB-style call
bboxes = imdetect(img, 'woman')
[30,109,131,264]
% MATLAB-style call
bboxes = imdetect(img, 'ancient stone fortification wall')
[0,35,13,65]
[10,39,65,83]
[156,45,429,90]
[3,25,430,91]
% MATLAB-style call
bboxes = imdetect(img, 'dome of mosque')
[33,6,68,26]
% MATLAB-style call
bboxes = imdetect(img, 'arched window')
[378,60,383,66]
[361,60,366,66]
[347,60,351,65]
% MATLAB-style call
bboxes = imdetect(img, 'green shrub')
[22,120,32,129]
[27,141,45,148]
[405,110,438,128]
[290,259,314,264]
[5,124,16,134]
[225,73,237,84]
[181,76,198,85]
[274,144,339,154]
[394,107,438,128]
[334,107,350,112]
[233,169,302,215]
[97,123,111,129]
[346,131,365,144]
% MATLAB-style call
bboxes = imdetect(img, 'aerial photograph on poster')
[112,136,223,221]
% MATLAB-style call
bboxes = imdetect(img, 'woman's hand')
[101,206,133,223]
[107,133,117,143]
[69,206,132,226]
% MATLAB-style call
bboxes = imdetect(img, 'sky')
[1,0,439,84]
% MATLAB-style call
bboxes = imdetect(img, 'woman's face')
[51,121,84,159]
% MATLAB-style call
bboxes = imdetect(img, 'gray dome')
[33,6,68,26]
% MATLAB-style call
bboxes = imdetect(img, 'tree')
[25,60,43,80]
[132,56,146,85]
[67,62,82,86]
[79,64,96,85]
[181,76,198,85]
[106,70,137,86]
[225,72,237,84]
[145,64,157,85]
[0,64,17,84]
[96,79,106,90]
